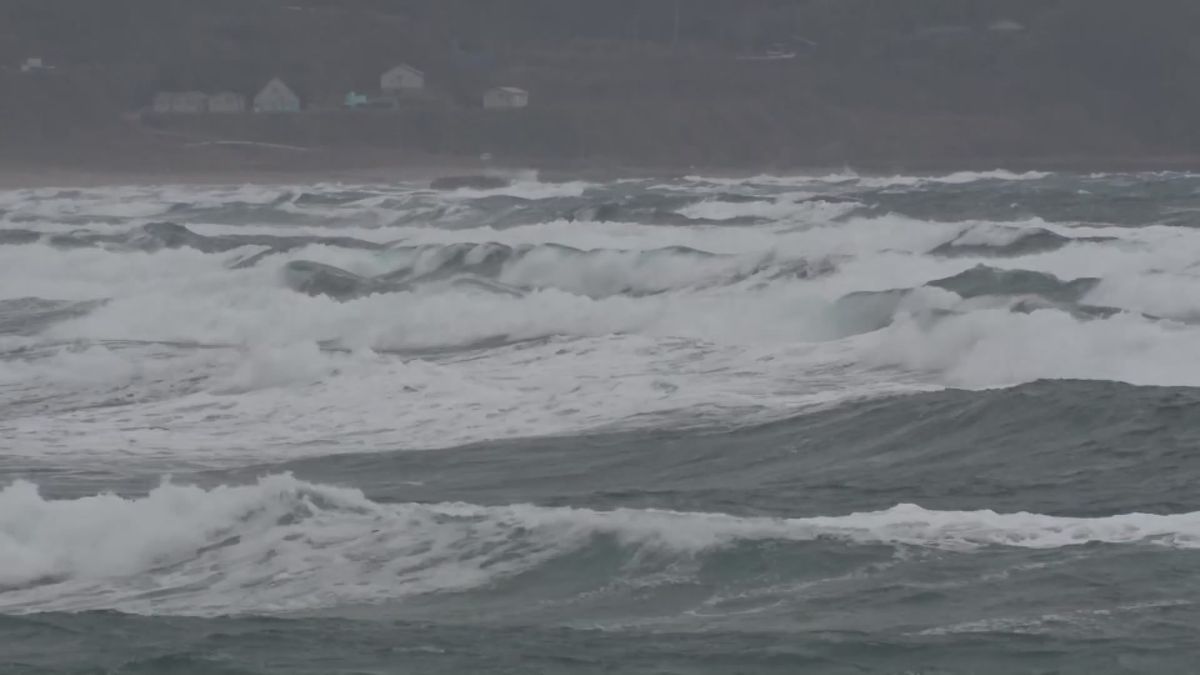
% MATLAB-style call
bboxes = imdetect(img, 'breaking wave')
[9,172,1200,672]
[3,474,1197,616]
[8,173,1200,468]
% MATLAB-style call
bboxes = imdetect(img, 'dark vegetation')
[2,0,1200,168]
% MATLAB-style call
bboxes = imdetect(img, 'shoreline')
[4,144,1200,189]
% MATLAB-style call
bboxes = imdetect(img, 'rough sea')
[3,169,1200,674]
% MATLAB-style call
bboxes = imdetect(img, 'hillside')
[3,0,1200,172]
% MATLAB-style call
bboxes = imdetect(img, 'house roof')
[384,63,424,77]
[491,86,527,95]
[988,19,1026,32]
[259,77,296,94]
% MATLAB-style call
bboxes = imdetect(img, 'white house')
[381,64,425,94]
[20,57,47,73]
[483,87,529,110]
[208,91,247,113]
[151,92,172,113]
[254,78,301,113]
[988,19,1026,33]
[152,91,208,114]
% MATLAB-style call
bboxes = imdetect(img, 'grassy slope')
[1,0,1198,167]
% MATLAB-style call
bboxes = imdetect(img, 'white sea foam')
[3,333,916,465]
[3,178,1200,471]
[866,308,1200,388]
[0,345,140,388]
[438,174,594,200]
[745,169,1054,189]
[8,174,1200,622]
[945,222,1054,248]
[1,474,1195,615]
[1086,273,1200,320]
[673,193,857,222]
[858,169,1050,188]
[676,170,1048,190]
[931,170,1052,184]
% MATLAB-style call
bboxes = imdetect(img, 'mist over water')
[4,170,1200,673]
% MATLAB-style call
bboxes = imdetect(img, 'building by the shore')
[208,91,247,114]
[20,57,48,73]
[483,87,529,110]
[988,19,1026,33]
[254,78,301,113]
[153,91,208,114]
[380,64,424,96]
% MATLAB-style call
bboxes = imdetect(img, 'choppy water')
[4,169,1200,673]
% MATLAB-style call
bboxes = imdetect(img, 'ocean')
[2,169,1200,674]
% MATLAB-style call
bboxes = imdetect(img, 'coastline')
[0,144,495,190]
[4,141,1200,190]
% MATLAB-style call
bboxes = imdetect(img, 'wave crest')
[4,475,1199,615]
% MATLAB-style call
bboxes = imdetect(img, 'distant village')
[147,64,529,115]
[4,16,1031,128]
[12,9,1151,169]
[7,16,1035,121]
